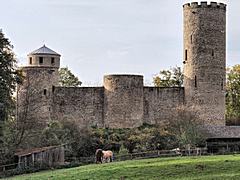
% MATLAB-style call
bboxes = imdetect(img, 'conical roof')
[28,45,60,56]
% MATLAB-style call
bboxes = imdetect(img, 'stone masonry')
[183,2,226,126]
[18,2,240,138]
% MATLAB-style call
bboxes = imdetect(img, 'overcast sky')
[1,0,238,85]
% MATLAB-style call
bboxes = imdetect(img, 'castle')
[18,2,240,139]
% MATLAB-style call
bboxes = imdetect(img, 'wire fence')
[0,147,225,175]
[74,148,208,164]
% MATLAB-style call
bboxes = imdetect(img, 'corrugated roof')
[28,45,60,56]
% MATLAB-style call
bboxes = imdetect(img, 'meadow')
[6,154,240,180]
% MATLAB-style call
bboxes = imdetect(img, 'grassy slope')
[6,155,240,180]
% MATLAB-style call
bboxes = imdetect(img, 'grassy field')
[5,155,240,180]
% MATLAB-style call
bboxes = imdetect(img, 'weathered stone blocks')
[103,75,144,128]
[183,1,226,126]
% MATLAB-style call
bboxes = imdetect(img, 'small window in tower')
[39,57,43,64]
[51,57,55,64]
[29,57,32,64]
[195,76,197,88]
[212,50,214,57]
[221,79,224,90]
[43,89,47,95]
[185,50,188,61]
[190,35,193,44]
[52,85,55,93]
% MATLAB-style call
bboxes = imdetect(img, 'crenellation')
[191,2,199,8]
[218,3,226,10]
[17,1,229,140]
[210,2,217,7]
[200,2,208,7]
[183,3,190,8]
[183,2,226,10]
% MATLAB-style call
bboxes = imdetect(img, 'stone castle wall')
[49,76,184,129]
[51,87,104,128]
[18,2,229,134]
[143,87,185,125]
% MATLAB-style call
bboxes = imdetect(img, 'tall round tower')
[103,75,144,128]
[183,2,226,126]
[17,45,60,127]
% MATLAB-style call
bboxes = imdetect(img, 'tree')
[0,30,18,137]
[59,67,82,87]
[167,107,208,149]
[226,65,240,125]
[0,30,24,164]
[123,130,141,153]
[1,69,44,165]
[153,66,183,87]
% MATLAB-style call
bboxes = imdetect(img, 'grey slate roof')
[206,125,240,138]
[28,45,60,56]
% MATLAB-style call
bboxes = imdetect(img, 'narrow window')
[43,89,47,95]
[195,76,197,88]
[190,35,193,44]
[51,57,55,64]
[39,57,43,64]
[221,79,224,90]
[52,86,55,93]
[212,50,214,57]
[29,57,32,64]
[185,49,188,61]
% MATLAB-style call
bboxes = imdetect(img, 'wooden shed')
[15,146,65,169]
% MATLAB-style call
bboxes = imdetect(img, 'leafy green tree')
[123,133,141,153]
[147,127,176,150]
[122,125,176,153]
[226,65,240,125]
[153,66,183,87]
[0,30,18,137]
[59,67,82,87]
[39,120,100,157]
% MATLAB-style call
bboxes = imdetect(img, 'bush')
[118,145,128,155]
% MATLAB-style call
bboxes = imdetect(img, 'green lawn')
[5,155,240,180]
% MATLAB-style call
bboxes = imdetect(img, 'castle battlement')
[17,2,227,130]
[183,2,226,10]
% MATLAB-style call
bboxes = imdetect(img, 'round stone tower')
[183,2,226,126]
[103,75,144,128]
[17,45,60,127]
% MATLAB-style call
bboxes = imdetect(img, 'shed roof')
[15,146,59,157]
[206,126,240,139]
[28,45,60,56]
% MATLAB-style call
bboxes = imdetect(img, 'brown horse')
[95,149,103,163]
[102,150,113,163]
[95,149,113,163]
